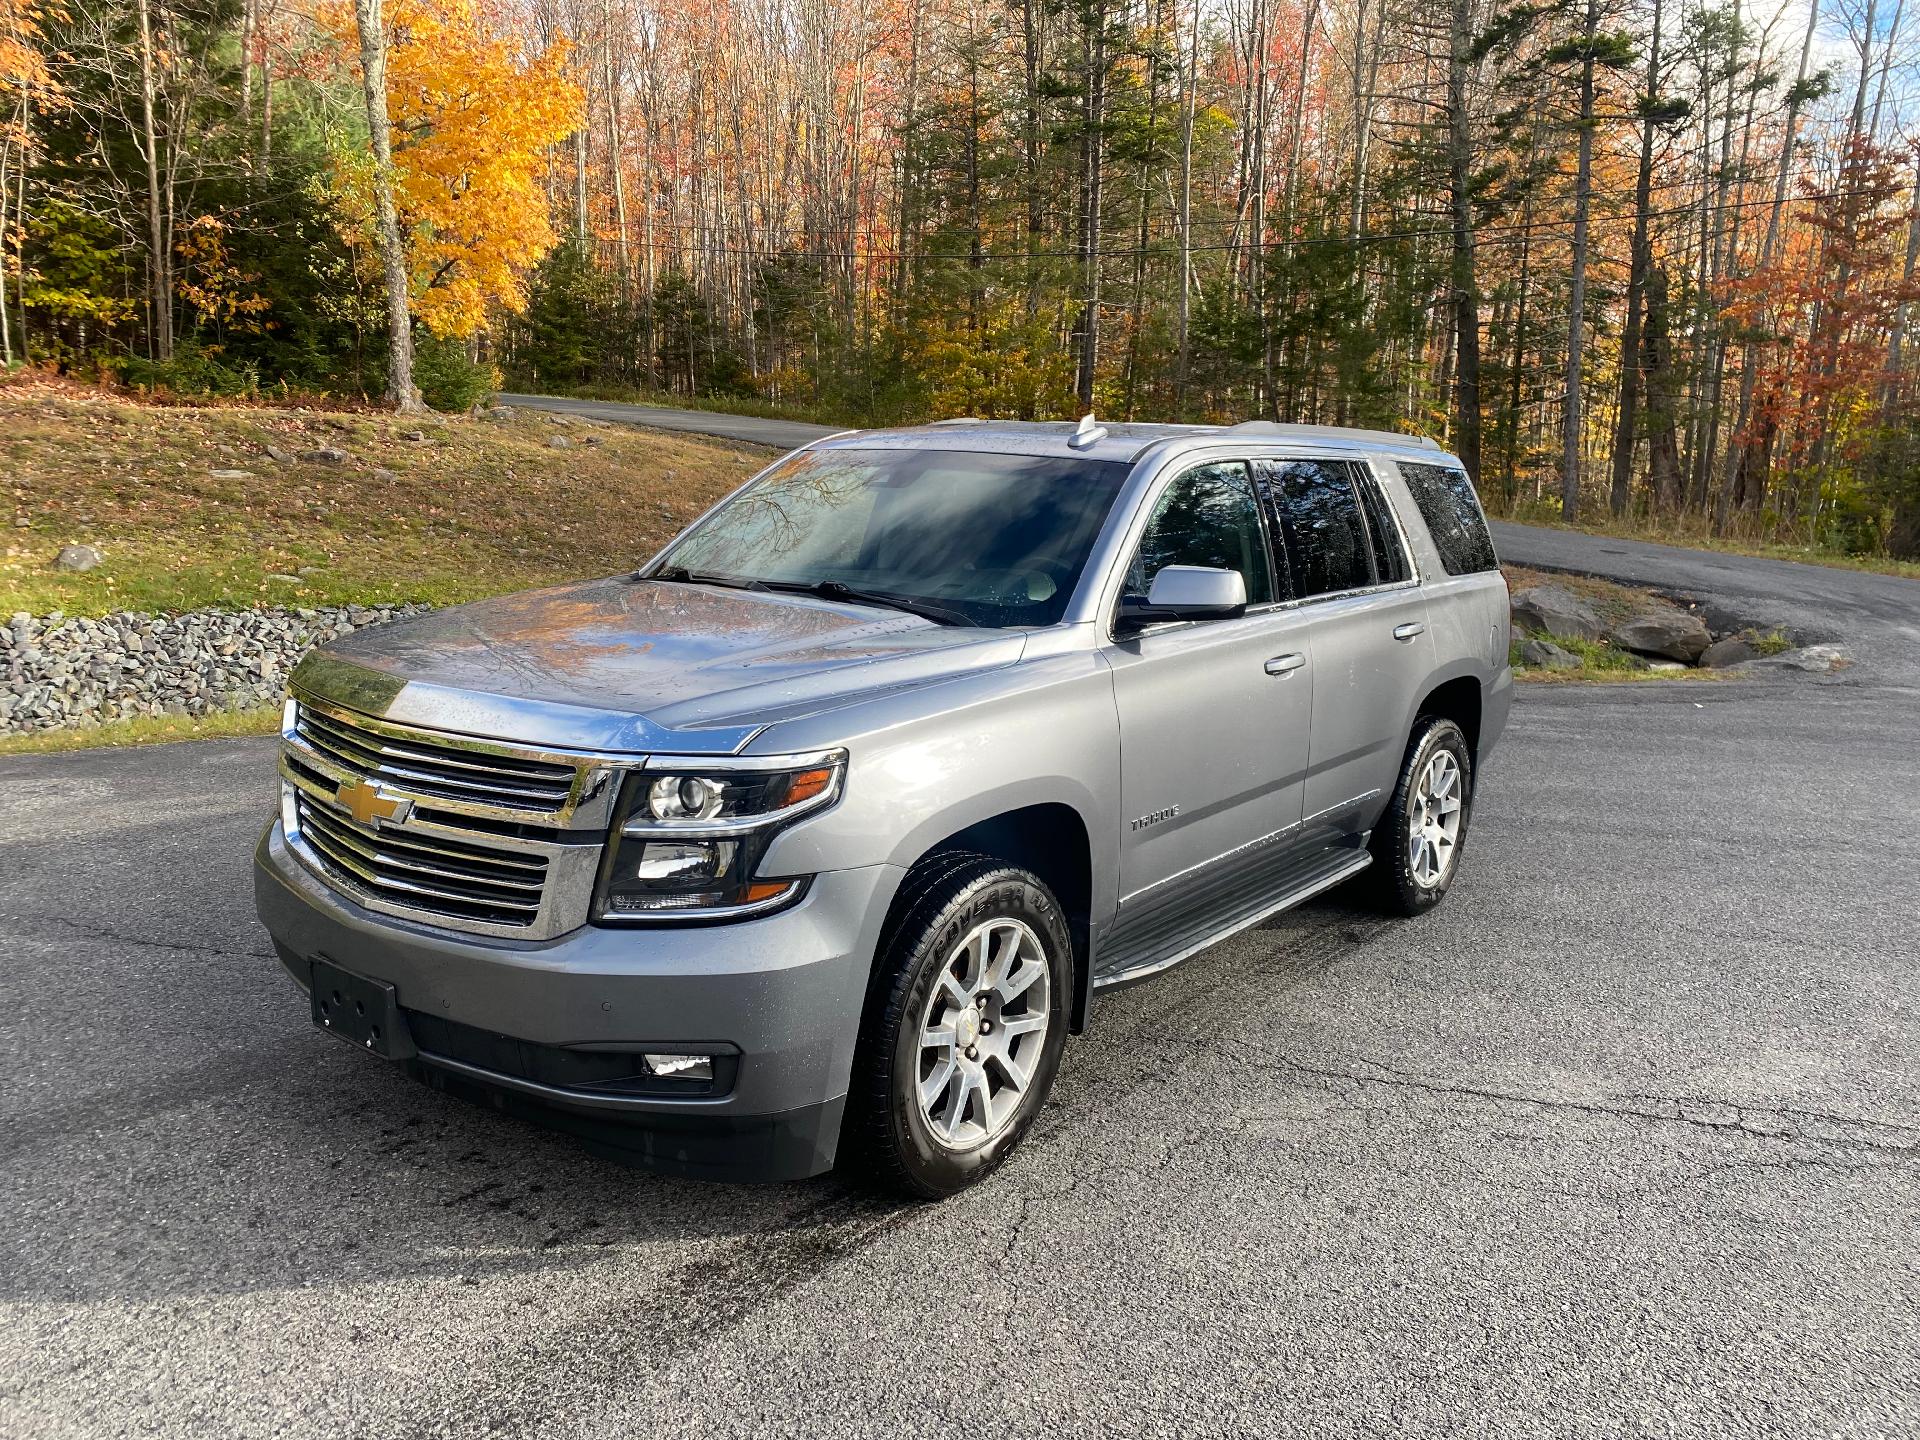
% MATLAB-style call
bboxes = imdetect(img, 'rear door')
[1257,456,1434,842]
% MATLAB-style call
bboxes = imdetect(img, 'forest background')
[4,0,1919,557]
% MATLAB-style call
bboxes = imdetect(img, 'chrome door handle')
[1265,653,1306,676]
[1393,622,1426,642]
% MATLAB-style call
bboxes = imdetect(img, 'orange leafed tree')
[327,0,583,337]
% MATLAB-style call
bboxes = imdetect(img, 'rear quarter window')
[1398,462,1499,576]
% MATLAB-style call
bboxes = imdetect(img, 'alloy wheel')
[916,918,1052,1150]
[1407,750,1464,888]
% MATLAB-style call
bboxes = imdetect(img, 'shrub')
[413,333,498,412]
[119,339,260,398]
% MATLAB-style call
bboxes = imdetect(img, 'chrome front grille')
[293,703,578,815]
[279,694,626,939]
[293,790,549,927]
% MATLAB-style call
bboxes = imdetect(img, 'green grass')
[1507,634,1728,683]
[0,704,281,755]
[537,380,864,429]
[2,378,765,619]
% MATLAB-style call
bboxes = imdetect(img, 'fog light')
[644,1053,714,1082]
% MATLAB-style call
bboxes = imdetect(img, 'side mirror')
[1116,565,1248,633]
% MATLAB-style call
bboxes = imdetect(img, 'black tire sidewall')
[1376,717,1474,915]
[869,866,1071,1198]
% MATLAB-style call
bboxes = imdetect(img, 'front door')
[1099,459,1315,980]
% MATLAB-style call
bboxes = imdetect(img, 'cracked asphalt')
[4,433,1919,1434]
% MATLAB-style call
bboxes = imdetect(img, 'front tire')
[1366,716,1474,916]
[851,854,1071,1199]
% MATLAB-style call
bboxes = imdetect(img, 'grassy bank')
[2,378,765,618]
[1503,564,1790,682]
[0,705,282,755]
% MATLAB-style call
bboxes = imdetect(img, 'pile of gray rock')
[0,603,429,735]
[1510,579,1849,675]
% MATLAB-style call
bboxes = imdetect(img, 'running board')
[1092,850,1373,994]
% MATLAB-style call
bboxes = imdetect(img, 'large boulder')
[1741,643,1852,674]
[1608,607,1711,664]
[1699,635,1757,668]
[1518,637,1579,671]
[54,543,102,573]
[1510,583,1604,643]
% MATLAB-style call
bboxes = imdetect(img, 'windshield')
[650,447,1131,628]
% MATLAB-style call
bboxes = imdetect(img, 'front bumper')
[255,820,902,1182]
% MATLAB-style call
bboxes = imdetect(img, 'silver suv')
[255,418,1512,1196]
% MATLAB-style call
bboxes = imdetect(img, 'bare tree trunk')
[1076,2,1106,409]
[353,0,421,412]
[239,0,257,166]
[1610,0,1663,516]
[1174,0,1199,411]
[1643,265,1684,508]
[1560,0,1597,521]
[603,0,631,286]
[1505,179,1535,505]
[574,128,589,244]
[1723,0,1818,514]
[135,0,174,362]
[1022,0,1044,315]
[1447,0,1483,484]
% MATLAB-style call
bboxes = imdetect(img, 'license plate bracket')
[310,957,417,1061]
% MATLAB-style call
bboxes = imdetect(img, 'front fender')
[754,645,1123,937]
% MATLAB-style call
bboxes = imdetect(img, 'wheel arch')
[886,801,1097,1035]
[1411,669,1484,761]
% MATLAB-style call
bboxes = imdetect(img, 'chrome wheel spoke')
[997,957,1042,1004]
[1408,749,1466,889]
[962,931,990,992]
[915,916,1051,1152]
[920,1057,957,1109]
[993,1050,1033,1096]
[996,1012,1047,1042]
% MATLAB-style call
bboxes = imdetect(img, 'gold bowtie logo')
[337,778,414,829]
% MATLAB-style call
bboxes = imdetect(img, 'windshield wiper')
[644,564,765,590]
[758,579,973,628]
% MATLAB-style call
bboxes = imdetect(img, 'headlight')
[594,751,844,921]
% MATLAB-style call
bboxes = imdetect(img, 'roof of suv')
[813,418,1451,465]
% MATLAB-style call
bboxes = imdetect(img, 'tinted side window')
[1128,461,1274,607]
[1399,462,1499,575]
[1353,464,1411,584]
[1266,460,1375,598]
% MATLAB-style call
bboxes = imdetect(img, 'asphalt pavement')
[3,405,1918,1437]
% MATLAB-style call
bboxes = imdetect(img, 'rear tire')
[849,854,1071,1199]
[1365,716,1474,916]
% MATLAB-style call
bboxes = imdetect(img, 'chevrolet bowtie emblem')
[337,778,414,829]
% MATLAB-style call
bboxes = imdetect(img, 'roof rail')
[1225,419,1440,450]
[927,416,985,426]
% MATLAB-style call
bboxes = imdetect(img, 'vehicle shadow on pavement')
[0,892,1381,1311]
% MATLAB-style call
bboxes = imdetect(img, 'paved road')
[4,420,1919,1437]
[498,392,840,453]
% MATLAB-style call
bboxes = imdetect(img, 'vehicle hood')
[292,575,1026,754]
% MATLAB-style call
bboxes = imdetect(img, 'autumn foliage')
[323,0,582,338]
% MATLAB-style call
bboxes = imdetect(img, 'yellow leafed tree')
[328,0,582,338]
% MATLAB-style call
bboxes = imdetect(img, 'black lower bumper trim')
[412,1057,845,1183]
